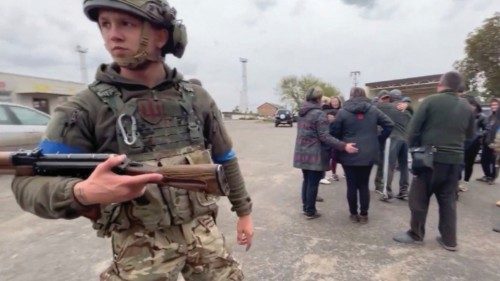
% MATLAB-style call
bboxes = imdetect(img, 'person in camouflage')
[11,0,253,280]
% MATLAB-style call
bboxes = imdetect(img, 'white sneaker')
[320,178,331,184]
[458,181,468,192]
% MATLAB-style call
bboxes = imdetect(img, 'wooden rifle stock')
[0,150,229,196]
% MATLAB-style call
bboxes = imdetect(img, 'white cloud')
[0,0,498,110]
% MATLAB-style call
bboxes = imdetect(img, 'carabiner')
[118,114,138,145]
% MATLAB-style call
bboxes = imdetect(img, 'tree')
[455,13,500,97]
[278,74,341,110]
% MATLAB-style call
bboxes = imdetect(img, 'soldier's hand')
[73,155,163,205]
[396,102,409,112]
[237,214,254,251]
[345,143,358,154]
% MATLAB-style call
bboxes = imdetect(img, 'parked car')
[275,109,293,127]
[0,102,50,151]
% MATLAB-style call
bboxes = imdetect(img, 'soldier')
[11,0,253,280]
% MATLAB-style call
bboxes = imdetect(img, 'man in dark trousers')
[375,90,412,200]
[393,71,475,251]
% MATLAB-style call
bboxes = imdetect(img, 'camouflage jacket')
[11,63,252,221]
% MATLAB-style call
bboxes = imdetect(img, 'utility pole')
[239,57,248,114]
[350,71,361,87]
[76,45,89,84]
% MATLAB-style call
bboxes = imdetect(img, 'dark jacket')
[293,101,346,171]
[408,91,475,164]
[376,102,412,141]
[331,97,394,166]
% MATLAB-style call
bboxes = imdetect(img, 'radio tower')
[76,45,89,84]
[350,71,361,87]
[239,57,248,113]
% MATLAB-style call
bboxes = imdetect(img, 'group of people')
[293,71,498,251]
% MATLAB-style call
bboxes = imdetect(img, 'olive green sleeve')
[11,176,92,219]
[221,158,252,217]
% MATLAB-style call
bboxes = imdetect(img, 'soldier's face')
[97,9,167,61]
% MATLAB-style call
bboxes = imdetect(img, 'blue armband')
[39,139,85,154]
[213,149,236,164]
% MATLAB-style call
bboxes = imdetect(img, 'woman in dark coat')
[293,87,358,219]
[331,87,394,223]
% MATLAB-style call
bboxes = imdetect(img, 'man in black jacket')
[393,71,475,251]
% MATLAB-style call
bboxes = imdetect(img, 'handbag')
[410,146,436,175]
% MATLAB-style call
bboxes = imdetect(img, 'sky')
[0,0,498,111]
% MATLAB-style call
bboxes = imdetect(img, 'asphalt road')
[1,120,499,281]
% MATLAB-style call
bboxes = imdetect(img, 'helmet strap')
[115,22,164,70]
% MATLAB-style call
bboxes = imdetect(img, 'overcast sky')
[0,0,498,110]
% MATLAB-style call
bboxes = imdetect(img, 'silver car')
[0,102,50,151]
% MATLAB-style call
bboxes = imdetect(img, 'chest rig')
[89,81,219,237]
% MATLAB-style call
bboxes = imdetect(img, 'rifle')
[0,149,229,196]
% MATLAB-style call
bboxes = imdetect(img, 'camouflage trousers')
[100,215,243,281]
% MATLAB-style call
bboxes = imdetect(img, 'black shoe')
[395,193,408,200]
[305,212,321,220]
[477,176,491,183]
[379,194,393,202]
[316,196,324,202]
[349,214,359,223]
[393,232,423,245]
[436,236,457,251]
[358,215,368,224]
[493,223,500,233]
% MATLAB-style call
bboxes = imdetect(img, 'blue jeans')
[301,169,324,216]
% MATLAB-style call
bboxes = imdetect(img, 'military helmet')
[83,0,187,58]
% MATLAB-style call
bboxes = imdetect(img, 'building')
[257,102,282,117]
[365,74,441,103]
[0,72,86,114]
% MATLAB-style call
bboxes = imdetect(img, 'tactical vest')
[88,81,219,237]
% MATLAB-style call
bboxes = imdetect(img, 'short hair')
[305,86,323,102]
[350,87,366,99]
[378,90,389,98]
[188,78,202,86]
[439,71,464,93]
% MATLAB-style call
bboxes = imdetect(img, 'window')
[0,106,12,125]
[9,106,50,125]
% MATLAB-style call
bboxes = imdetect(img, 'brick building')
[257,102,281,117]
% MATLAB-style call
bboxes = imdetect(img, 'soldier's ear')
[156,29,169,49]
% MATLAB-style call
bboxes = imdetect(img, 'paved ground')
[1,120,499,281]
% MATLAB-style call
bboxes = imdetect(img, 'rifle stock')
[0,150,229,196]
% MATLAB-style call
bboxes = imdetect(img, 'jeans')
[407,162,461,246]
[463,138,481,181]
[343,165,373,216]
[480,144,496,179]
[301,169,324,216]
[387,138,410,195]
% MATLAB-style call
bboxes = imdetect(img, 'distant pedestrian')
[320,96,343,184]
[331,87,394,223]
[393,71,475,251]
[477,98,499,185]
[293,87,358,219]
[458,95,487,192]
